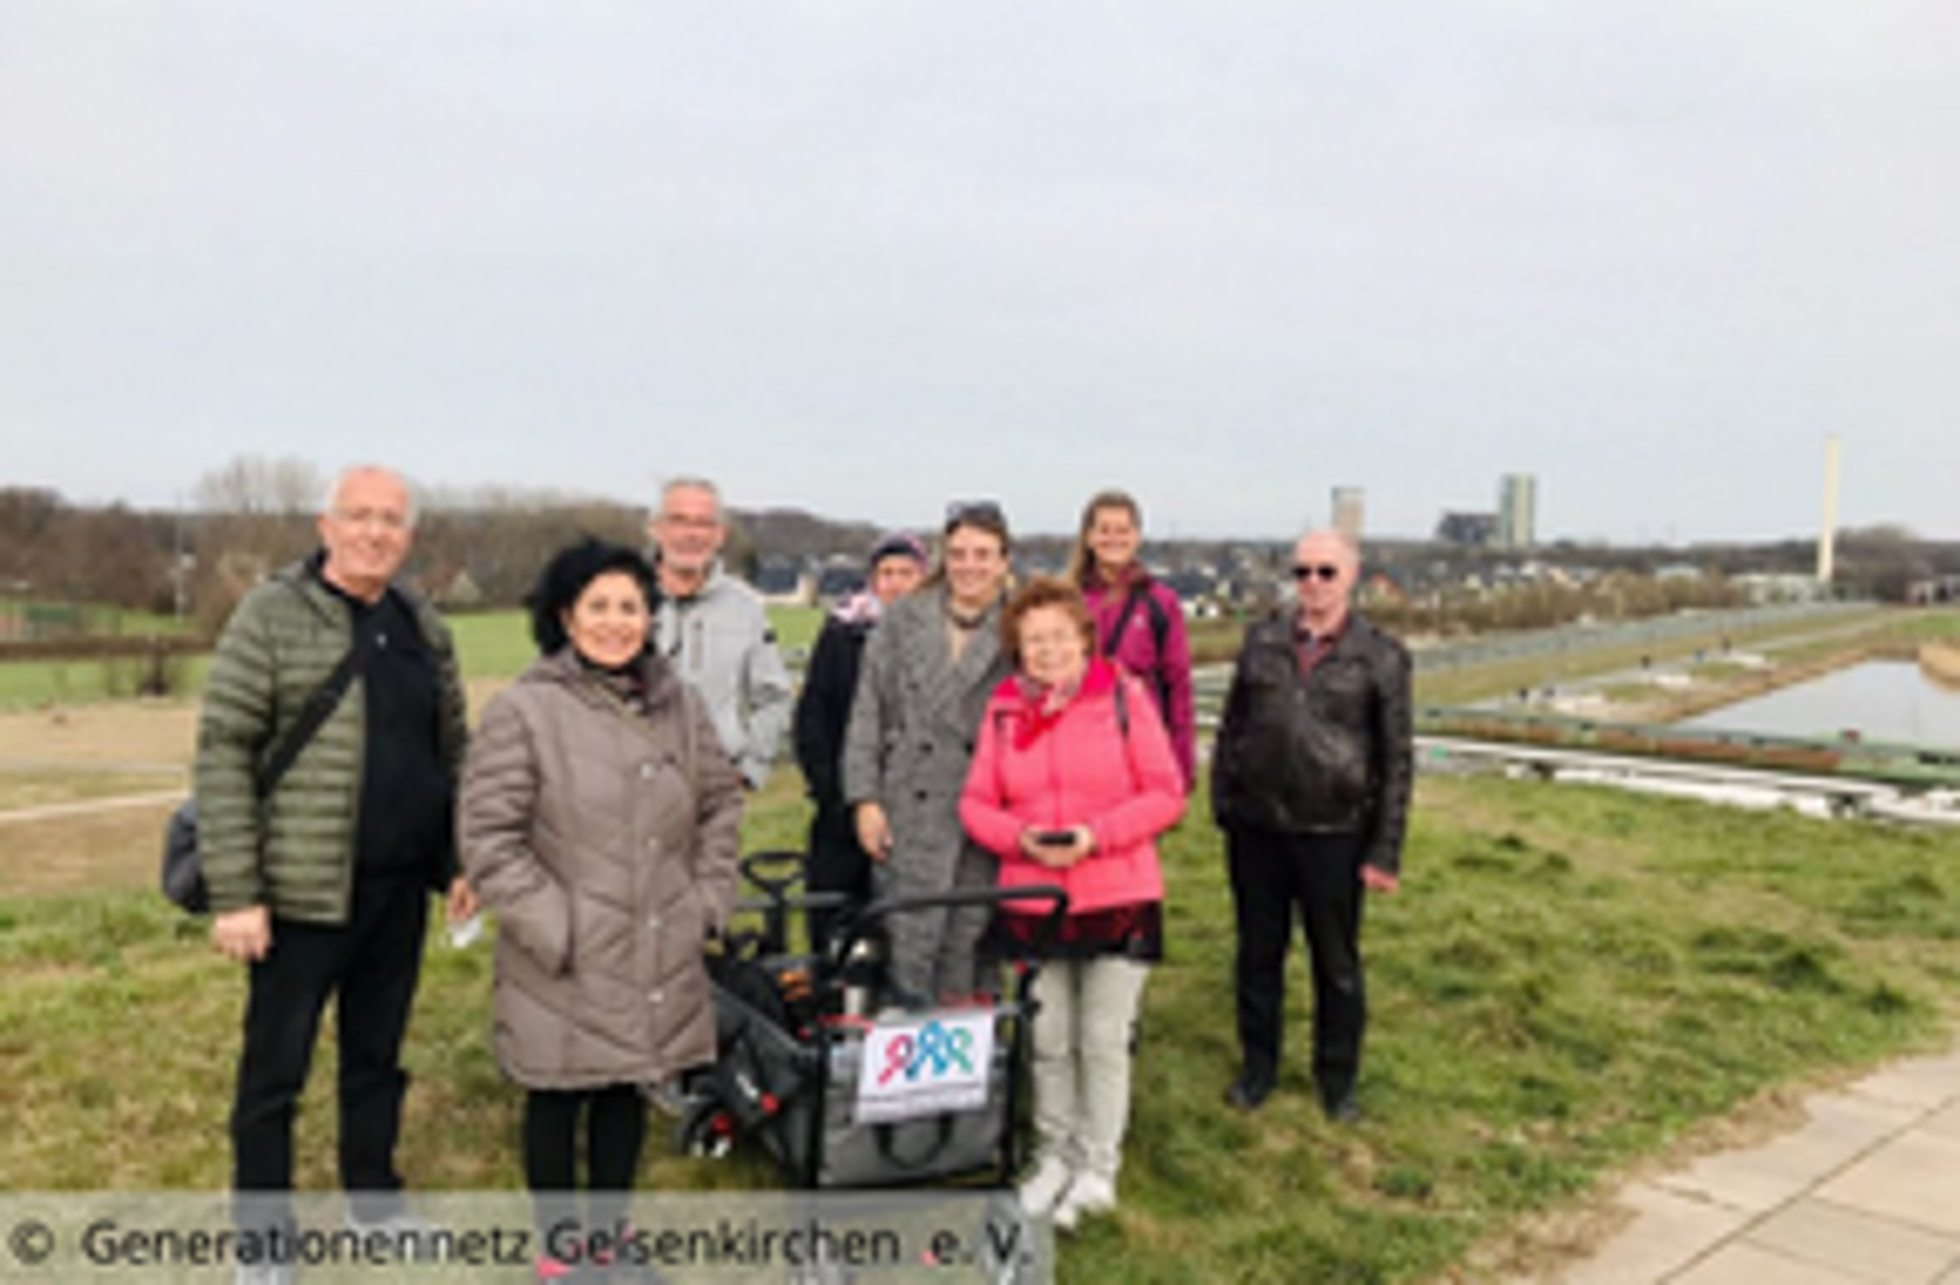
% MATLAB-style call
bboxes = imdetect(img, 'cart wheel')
[674,1099,738,1160]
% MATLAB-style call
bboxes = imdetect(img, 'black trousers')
[231,868,429,1227]
[1225,827,1367,1103]
[524,1086,647,1253]
[805,809,874,953]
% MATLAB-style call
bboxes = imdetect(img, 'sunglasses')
[1291,564,1343,582]
[944,499,1007,529]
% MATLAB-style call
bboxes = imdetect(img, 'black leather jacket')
[1210,611,1413,874]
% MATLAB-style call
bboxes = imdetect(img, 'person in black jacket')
[792,531,927,948]
[1211,529,1412,1121]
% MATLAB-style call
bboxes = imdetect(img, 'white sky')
[4,2,1956,542]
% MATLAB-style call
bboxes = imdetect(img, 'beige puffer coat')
[459,648,745,1090]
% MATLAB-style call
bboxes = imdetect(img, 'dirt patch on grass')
[0,680,517,773]
[0,806,176,896]
[1922,642,1960,691]
[0,700,199,768]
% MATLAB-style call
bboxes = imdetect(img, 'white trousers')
[1028,956,1150,1183]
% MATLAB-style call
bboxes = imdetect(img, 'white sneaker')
[1017,1156,1074,1218]
[1052,1172,1116,1232]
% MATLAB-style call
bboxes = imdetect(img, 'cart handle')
[828,883,1071,967]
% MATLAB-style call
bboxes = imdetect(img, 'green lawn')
[0,606,830,707]
[0,654,212,707]
[8,604,1948,711]
[0,599,197,638]
[2,774,1956,1282]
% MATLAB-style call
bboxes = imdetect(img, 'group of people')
[194,465,1413,1284]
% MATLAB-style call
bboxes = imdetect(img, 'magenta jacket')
[960,660,1186,918]
[1082,574,1196,789]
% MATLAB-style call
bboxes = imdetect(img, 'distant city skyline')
[5,6,1956,543]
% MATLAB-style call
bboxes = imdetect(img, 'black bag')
[161,800,209,914]
[162,636,371,915]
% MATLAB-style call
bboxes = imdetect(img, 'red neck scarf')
[1010,658,1117,750]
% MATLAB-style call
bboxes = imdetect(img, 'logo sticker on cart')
[855,1012,995,1122]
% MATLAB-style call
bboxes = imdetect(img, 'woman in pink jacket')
[1066,489,1197,790]
[960,577,1186,1231]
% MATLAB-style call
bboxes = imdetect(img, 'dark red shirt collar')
[1293,614,1348,674]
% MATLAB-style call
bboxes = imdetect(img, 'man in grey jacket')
[648,477,793,790]
[198,466,475,1283]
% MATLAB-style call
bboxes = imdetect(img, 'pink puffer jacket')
[959,659,1186,917]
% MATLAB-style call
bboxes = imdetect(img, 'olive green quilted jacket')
[193,559,469,924]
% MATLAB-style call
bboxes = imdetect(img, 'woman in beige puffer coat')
[460,540,743,1276]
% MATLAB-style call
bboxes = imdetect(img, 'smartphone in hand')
[1031,829,1076,847]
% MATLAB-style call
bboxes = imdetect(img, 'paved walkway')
[1524,1042,1960,1284]
[0,789,182,826]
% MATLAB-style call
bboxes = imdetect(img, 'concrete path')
[1522,1042,1960,1284]
[0,790,182,826]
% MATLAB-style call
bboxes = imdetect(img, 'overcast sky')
[4,3,1955,542]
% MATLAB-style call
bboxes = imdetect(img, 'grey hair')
[656,475,722,520]
[323,465,418,528]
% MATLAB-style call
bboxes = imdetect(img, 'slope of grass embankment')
[2,769,1956,1283]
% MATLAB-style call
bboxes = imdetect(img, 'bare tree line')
[4,457,733,634]
[4,456,1958,641]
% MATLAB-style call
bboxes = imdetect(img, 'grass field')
[0,607,831,709]
[2,766,1956,1282]
[5,603,1947,715]
[0,599,196,637]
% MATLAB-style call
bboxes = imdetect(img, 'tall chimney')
[1816,435,1841,584]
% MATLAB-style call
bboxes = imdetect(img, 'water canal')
[1680,660,1960,749]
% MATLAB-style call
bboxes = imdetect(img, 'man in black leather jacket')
[1211,529,1412,1119]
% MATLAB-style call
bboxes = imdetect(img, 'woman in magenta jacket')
[1066,489,1197,790]
[960,577,1186,1232]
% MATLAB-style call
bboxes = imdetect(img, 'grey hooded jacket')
[652,562,793,789]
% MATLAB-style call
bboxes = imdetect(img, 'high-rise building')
[1498,473,1537,550]
[1331,486,1365,542]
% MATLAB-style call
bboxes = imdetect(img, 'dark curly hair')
[525,538,661,656]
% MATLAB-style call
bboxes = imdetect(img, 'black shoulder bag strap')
[254,625,372,798]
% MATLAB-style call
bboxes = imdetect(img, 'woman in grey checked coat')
[842,502,1015,1004]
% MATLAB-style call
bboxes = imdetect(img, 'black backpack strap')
[254,628,371,797]
[1100,585,1146,659]
[1142,586,1171,656]
[1141,588,1175,717]
[1105,583,1177,720]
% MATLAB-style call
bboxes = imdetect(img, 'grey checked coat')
[841,585,1010,1001]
